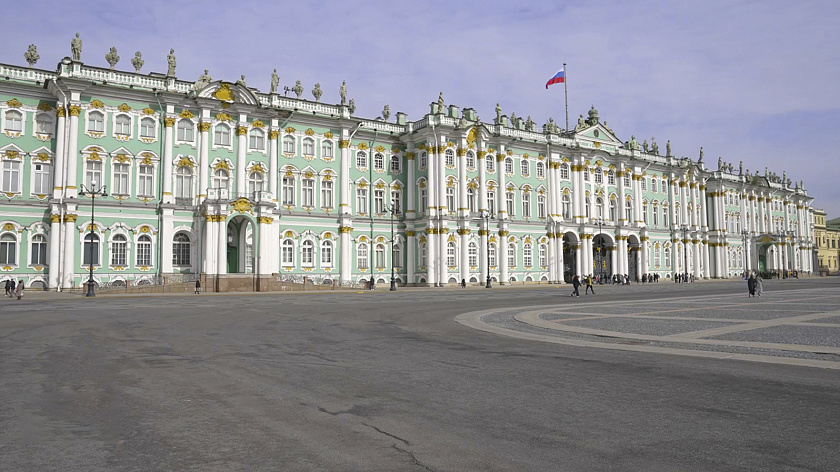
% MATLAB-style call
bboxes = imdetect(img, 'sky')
[3,0,839,216]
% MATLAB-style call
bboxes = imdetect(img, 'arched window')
[445,149,455,167]
[301,240,314,266]
[175,166,193,199]
[114,115,131,135]
[390,155,400,173]
[520,160,529,177]
[594,168,603,184]
[214,124,231,146]
[583,167,590,181]
[664,245,671,268]
[539,244,547,267]
[641,177,647,192]
[374,153,385,171]
[523,243,533,267]
[177,120,194,142]
[505,157,514,175]
[172,233,191,266]
[357,243,369,269]
[137,235,152,267]
[31,234,47,265]
[356,151,367,169]
[507,243,516,267]
[625,199,633,222]
[87,111,104,133]
[376,244,387,269]
[562,194,571,219]
[320,240,333,266]
[83,233,100,266]
[466,151,476,169]
[283,135,295,154]
[140,117,155,138]
[419,152,427,169]
[642,203,649,224]
[624,172,631,187]
[212,168,229,190]
[0,233,16,265]
[651,178,658,193]
[536,161,545,179]
[560,163,570,180]
[393,244,402,268]
[609,198,617,221]
[467,187,476,213]
[662,204,670,228]
[36,114,54,135]
[447,242,456,267]
[488,243,497,267]
[607,170,615,185]
[301,137,314,155]
[111,234,127,266]
[486,155,495,172]
[321,140,333,160]
[419,243,427,267]
[282,239,294,266]
[596,197,604,219]
[585,197,592,219]
[250,129,266,150]
[468,242,478,267]
[248,171,264,196]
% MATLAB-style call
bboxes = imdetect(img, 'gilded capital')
[457,228,470,235]
[405,230,416,237]
[257,216,274,224]
[269,130,280,140]
[50,214,62,223]
[498,230,509,237]
[405,152,415,160]
[338,226,354,234]
[456,148,467,157]
[339,140,350,149]
[68,105,82,117]
[56,106,66,117]
[496,154,505,162]
[63,214,78,223]
[199,122,212,132]
[478,229,489,236]
[164,117,176,127]
[477,151,486,159]
[236,125,249,136]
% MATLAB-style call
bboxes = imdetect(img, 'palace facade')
[0,50,816,290]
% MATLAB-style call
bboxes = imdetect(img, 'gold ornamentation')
[2,223,14,231]
[63,214,77,223]
[4,150,20,160]
[179,109,195,119]
[116,103,131,112]
[324,132,334,139]
[496,154,505,162]
[269,130,280,140]
[89,99,104,109]
[213,160,230,171]
[216,112,233,122]
[457,229,470,235]
[467,126,479,145]
[373,145,385,153]
[164,117,176,127]
[304,128,315,136]
[56,107,66,117]
[176,157,194,168]
[339,226,353,234]
[358,143,369,151]
[50,214,61,223]
[231,198,253,213]
[68,105,82,116]
[339,140,350,149]
[405,152,415,160]
[499,230,509,237]
[251,120,265,128]
[199,122,212,132]
[405,230,416,237]
[236,126,248,136]
[214,83,235,101]
[285,126,296,134]
[257,216,274,224]
[114,154,130,163]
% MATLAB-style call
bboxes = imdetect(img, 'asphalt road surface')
[1,278,839,471]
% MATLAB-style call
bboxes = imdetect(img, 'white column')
[203,217,217,275]
[198,121,210,200]
[640,238,649,277]
[53,109,66,199]
[458,148,467,217]
[65,106,80,198]
[406,231,416,284]
[690,181,699,227]
[162,116,174,203]
[499,229,509,284]
[700,185,709,231]
[406,153,416,218]
[702,241,710,278]
[257,217,274,275]
[269,129,279,201]
[556,233,565,283]
[496,152,506,220]
[575,241,582,277]
[617,166,627,226]
[217,217,227,274]
[62,214,76,288]
[548,230,556,282]
[339,138,351,214]
[693,240,701,278]
[460,229,469,283]
[426,228,436,285]
[236,123,247,196]
[48,214,61,288]
[339,226,351,284]
[633,175,643,225]
[480,227,488,284]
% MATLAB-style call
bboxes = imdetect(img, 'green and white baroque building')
[0,53,816,290]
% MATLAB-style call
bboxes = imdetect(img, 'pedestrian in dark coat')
[4,280,11,297]
[194,279,201,294]
[747,274,756,297]
[571,275,581,297]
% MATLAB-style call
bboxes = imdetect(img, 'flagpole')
[564,62,569,132]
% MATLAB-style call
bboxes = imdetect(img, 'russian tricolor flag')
[545,68,565,89]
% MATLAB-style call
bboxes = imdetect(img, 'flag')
[545,69,565,89]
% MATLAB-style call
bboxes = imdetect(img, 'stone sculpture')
[166,49,176,76]
[131,51,144,72]
[24,44,39,68]
[105,47,119,70]
[71,33,82,61]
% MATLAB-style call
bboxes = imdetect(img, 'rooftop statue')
[628,135,639,151]
[666,140,672,157]
[602,121,614,134]
[575,114,586,131]
[270,69,279,94]
[718,155,722,170]
[739,161,743,175]
[105,47,119,70]
[382,104,390,121]
[525,115,535,132]
[24,44,39,68]
[312,83,322,102]
[236,75,247,87]
[166,49,176,76]
[495,103,502,124]
[194,69,211,91]
[292,80,303,99]
[131,51,144,73]
[437,92,444,112]
[650,137,659,155]
[348,98,356,115]
[510,112,517,126]
[642,139,649,153]
[71,33,82,61]
[339,80,347,105]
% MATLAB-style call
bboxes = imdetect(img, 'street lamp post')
[741,229,749,276]
[483,210,491,288]
[681,224,689,282]
[79,179,108,297]
[596,217,604,284]
[389,201,397,292]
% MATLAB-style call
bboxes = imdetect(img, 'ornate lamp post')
[483,210,492,288]
[741,229,749,275]
[389,200,397,292]
[79,179,108,297]
[681,224,689,282]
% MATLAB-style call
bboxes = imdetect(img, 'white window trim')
[176,119,197,146]
[212,123,233,150]
[85,110,106,137]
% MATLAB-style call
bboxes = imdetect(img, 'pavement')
[1,277,839,471]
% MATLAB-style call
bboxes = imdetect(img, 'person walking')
[571,275,581,297]
[14,280,24,300]
[756,275,763,297]
[585,275,595,295]
[747,274,756,297]
[461,278,466,288]
[4,279,11,298]
[194,278,201,294]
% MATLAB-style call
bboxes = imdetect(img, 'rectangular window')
[321,180,333,209]
[522,193,531,218]
[446,187,455,212]
[85,161,102,189]
[32,163,51,195]
[356,188,368,214]
[137,240,152,267]
[177,120,194,142]
[2,160,20,193]
[302,179,315,207]
[111,239,127,266]
[281,177,295,206]
[140,119,155,138]
[537,195,546,219]
[31,236,47,265]
[374,189,385,214]
[506,192,515,217]
[138,165,154,197]
[391,190,401,215]
[487,191,496,216]
[113,163,130,195]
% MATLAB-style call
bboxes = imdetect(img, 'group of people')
[746,273,764,297]
[570,275,597,297]
[674,273,695,283]
[4,279,24,300]
[641,273,660,283]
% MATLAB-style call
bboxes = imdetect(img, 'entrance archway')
[627,235,641,281]
[592,234,613,281]
[562,232,578,282]
[226,215,255,274]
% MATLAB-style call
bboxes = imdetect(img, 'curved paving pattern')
[456,288,840,369]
